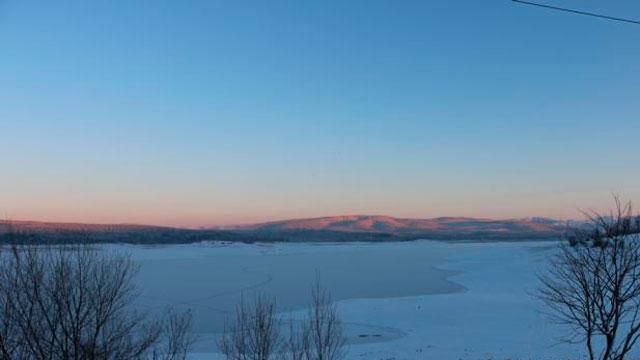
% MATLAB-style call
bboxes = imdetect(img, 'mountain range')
[236,215,566,241]
[0,215,568,244]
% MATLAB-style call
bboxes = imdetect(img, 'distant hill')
[0,220,169,234]
[0,220,267,245]
[238,215,567,241]
[0,215,568,245]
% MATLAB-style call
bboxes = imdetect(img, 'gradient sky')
[1,0,639,227]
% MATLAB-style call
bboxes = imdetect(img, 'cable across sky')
[512,0,640,25]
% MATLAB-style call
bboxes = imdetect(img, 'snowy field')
[117,240,598,359]
[335,241,583,360]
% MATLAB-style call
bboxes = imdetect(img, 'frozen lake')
[124,241,462,348]
[105,240,609,359]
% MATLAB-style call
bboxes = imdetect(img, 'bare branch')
[0,240,192,360]
[538,197,640,360]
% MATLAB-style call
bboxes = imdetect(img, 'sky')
[0,0,639,227]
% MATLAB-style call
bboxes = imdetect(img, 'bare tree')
[0,243,192,360]
[153,310,194,360]
[302,281,346,360]
[538,197,640,360]
[219,295,283,360]
[221,281,346,360]
[284,280,346,360]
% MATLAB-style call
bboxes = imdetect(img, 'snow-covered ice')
[338,241,583,360]
[120,240,610,359]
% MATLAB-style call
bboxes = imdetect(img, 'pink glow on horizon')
[1,200,625,228]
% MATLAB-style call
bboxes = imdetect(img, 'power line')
[512,0,640,25]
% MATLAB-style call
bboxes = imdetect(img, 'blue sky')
[1,0,639,226]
